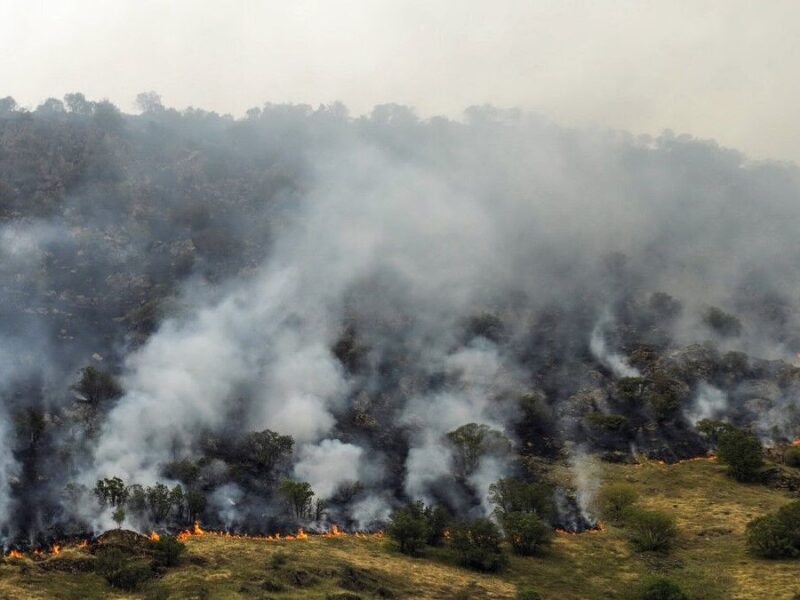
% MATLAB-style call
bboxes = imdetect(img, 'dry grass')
[0,460,798,599]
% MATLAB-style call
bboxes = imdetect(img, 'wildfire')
[50,544,60,556]
[6,549,23,559]
[555,522,604,535]
[174,521,382,543]
[78,539,89,548]
[792,438,800,447]
[149,532,160,542]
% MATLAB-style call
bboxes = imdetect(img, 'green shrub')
[95,548,153,591]
[632,576,687,600]
[717,427,763,482]
[597,483,638,521]
[785,446,800,468]
[449,517,508,572]
[746,500,800,558]
[746,514,797,558]
[152,535,186,567]
[625,508,678,552]
[501,511,552,556]
[387,501,431,556]
[516,589,542,600]
[488,478,554,521]
[270,550,289,568]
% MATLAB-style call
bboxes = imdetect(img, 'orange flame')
[50,544,60,556]
[78,539,89,549]
[792,438,800,447]
[149,532,160,542]
[172,521,382,543]
[6,549,23,559]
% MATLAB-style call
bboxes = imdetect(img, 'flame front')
[6,549,23,559]
[50,544,60,556]
[149,532,160,542]
[792,438,800,447]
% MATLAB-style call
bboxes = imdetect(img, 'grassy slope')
[1,459,798,600]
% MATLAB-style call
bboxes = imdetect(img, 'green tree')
[243,429,294,475]
[112,506,126,529]
[717,427,763,482]
[146,483,172,522]
[501,511,552,556]
[446,423,511,478]
[488,478,554,520]
[449,517,508,572]
[95,477,128,507]
[186,490,207,523]
[278,480,315,520]
[72,366,122,409]
[388,501,431,556]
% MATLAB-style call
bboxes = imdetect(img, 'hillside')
[1,458,798,600]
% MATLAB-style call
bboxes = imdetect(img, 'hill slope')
[1,459,798,600]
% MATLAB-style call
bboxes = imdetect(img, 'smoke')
[684,383,728,425]
[590,312,640,378]
[3,98,800,537]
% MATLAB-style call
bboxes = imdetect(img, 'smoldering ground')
[2,96,800,543]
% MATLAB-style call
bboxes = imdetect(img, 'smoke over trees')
[1,93,800,545]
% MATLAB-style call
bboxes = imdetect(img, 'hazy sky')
[2,0,799,162]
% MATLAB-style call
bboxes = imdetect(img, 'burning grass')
[0,460,799,598]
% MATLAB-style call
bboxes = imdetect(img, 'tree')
[112,506,126,529]
[446,423,511,478]
[35,98,65,115]
[278,480,315,520]
[64,92,93,115]
[703,307,742,338]
[169,485,185,522]
[186,490,207,523]
[449,517,508,572]
[72,366,122,409]
[135,91,164,114]
[695,419,733,447]
[717,427,763,482]
[146,483,173,522]
[95,477,128,507]
[501,511,552,556]
[0,96,17,114]
[488,478,554,521]
[785,446,800,468]
[625,508,678,552]
[424,504,450,546]
[243,429,294,475]
[387,501,430,556]
[126,484,147,517]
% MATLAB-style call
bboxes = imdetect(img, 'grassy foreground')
[1,459,799,600]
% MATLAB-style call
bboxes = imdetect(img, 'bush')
[746,514,797,558]
[632,576,688,600]
[449,518,508,572]
[717,427,763,482]
[502,511,552,556]
[152,535,186,567]
[516,589,542,600]
[95,549,153,591]
[746,500,800,558]
[785,446,800,468]
[597,483,638,521]
[625,508,678,552]
[387,501,431,556]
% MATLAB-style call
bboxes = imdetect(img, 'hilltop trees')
[278,480,315,520]
[446,423,511,479]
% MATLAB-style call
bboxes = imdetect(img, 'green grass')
[1,459,799,599]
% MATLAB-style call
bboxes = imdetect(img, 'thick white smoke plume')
[4,101,800,536]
